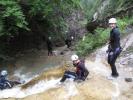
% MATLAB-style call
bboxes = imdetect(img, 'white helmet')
[0,70,8,76]
[108,18,117,24]
[71,36,74,40]
[48,36,51,40]
[71,55,79,61]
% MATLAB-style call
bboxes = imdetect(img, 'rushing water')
[0,34,133,99]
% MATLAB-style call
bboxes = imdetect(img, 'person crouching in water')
[107,18,122,79]
[60,55,89,83]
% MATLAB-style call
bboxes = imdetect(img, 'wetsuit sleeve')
[109,28,121,49]
[76,63,85,78]
[109,28,119,44]
[114,29,120,40]
[0,76,7,83]
[113,29,120,48]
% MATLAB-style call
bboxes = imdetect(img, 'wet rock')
[60,52,64,55]
[125,78,133,82]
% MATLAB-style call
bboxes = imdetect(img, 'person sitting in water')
[60,55,89,83]
[0,70,11,89]
[0,70,21,90]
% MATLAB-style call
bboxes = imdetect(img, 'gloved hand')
[106,45,112,53]
[106,49,109,53]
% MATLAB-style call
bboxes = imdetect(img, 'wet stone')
[125,78,133,82]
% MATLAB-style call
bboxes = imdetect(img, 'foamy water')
[111,82,120,100]
[0,44,121,99]
[64,79,78,99]
[0,67,61,98]
[0,77,61,98]
[13,68,34,83]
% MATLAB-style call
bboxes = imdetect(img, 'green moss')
[117,16,133,33]
[76,28,109,56]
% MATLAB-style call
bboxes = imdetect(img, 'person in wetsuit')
[60,55,89,82]
[65,37,72,48]
[0,70,12,89]
[107,18,122,78]
[46,37,53,56]
[0,70,22,90]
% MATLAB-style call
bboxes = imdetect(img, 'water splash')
[64,79,78,99]
[0,78,61,98]
[13,68,34,83]
[111,82,120,100]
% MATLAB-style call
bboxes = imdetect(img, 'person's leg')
[50,48,53,56]
[48,48,50,56]
[67,44,70,48]
[82,69,89,81]
[108,52,119,77]
[68,42,71,48]
[60,71,76,82]
[0,83,4,89]
[110,63,119,77]
[60,75,67,82]
[48,48,53,56]
[48,51,50,56]
[66,44,69,48]
[108,52,113,64]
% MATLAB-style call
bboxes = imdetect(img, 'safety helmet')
[108,18,117,24]
[48,36,51,40]
[71,36,74,40]
[71,55,79,61]
[0,70,8,76]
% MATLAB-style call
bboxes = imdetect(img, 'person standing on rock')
[107,18,122,79]
[65,36,74,49]
[46,36,53,56]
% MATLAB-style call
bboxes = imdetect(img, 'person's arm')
[114,29,120,43]
[77,62,89,80]
[76,69,82,79]
[76,63,85,78]
[106,44,111,53]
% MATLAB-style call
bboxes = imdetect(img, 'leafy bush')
[76,28,109,56]
[0,0,28,36]
[117,16,133,33]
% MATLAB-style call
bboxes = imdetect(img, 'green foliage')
[80,0,102,21]
[27,0,81,38]
[28,0,53,17]
[117,16,133,33]
[102,0,133,18]
[0,0,81,37]
[28,0,80,17]
[0,0,28,36]
[76,28,109,56]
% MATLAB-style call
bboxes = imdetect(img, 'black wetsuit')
[0,75,9,89]
[60,61,89,82]
[65,38,72,48]
[107,27,122,77]
[46,39,53,56]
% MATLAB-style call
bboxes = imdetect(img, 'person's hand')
[106,49,109,53]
